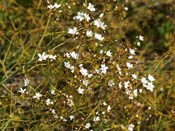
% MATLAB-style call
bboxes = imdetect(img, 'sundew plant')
[0,0,175,131]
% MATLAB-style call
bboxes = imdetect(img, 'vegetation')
[0,0,175,130]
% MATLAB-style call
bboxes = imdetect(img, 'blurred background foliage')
[0,0,175,130]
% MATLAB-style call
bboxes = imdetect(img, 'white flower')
[108,80,115,87]
[138,35,144,41]
[93,19,107,30]
[33,92,42,100]
[131,74,137,79]
[48,54,57,61]
[106,50,112,57]
[99,13,104,18]
[54,3,61,8]
[146,82,154,92]
[18,88,26,94]
[116,64,121,71]
[85,123,91,129]
[64,61,75,73]
[86,30,93,37]
[24,78,30,86]
[70,51,79,59]
[80,67,88,77]
[78,87,84,94]
[83,79,89,87]
[128,55,133,59]
[141,77,155,92]
[141,77,148,84]
[129,48,136,55]
[69,115,74,120]
[93,116,100,122]
[100,64,108,74]
[87,3,96,12]
[51,89,55,95]
[124,7,128,11]
[137,41,141,46]
[68,27,78,35]
[124,81,130,89]
[128,124,135,131]
[94,33,104,41]
[46,98,53,105]
[118,82,122,89]
[126,62,133,69]
[47,3,61,9]
[107,105,111,112]
[73,12,90,22]
[83,13,91,22]
[38,52,48,61]
[50,109,56,114]
[67,98,74,107]
[103,101,107,106]
[133,89,138,97]
[148,74,155,82]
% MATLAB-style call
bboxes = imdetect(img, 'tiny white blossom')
[46,98,53,105]
[124,81,130,89]
[139,35,144,41]
[18,88,26,94]
[24,78,30,86]
[126,62,133,69]
[51,89,55,95]
[107,105,111,112]
[54,3,61,8]
[141,77,148,84]
[128,124,135,131]
[118,82,122,89]
[80,67,88,77]
[68,27,78,35]
[70,51,79,59]
[137,41,141,46]
[106,50,112,57]
[94,19,107,30]
[146,82,154,92]
[33,92,42,100]
[103,101,107,106]
[87,3,96,12]
[86,30,93,37]
[85,123,91,129]
[48,54,57,61]
[70,115,74,120]
[83,79,89,87]
[99,13,104,18]
[108,80,115,87]
[47,3,61,9]
[100,64,108,74]
[50,109,56,114]
[133,89,138,97]
[148,74,155,82]
[93,116,100,122]
[67,98,74,107]
[73,12,90,22]
[129,48,136,55]
[116,64,121,71]
[94,33,104,41]
[78,87,84,94]
[131,74,137,79]
[128,55,133,59]
[64,61,75,73]
[38,52,48,61]
[124,7,128,11]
